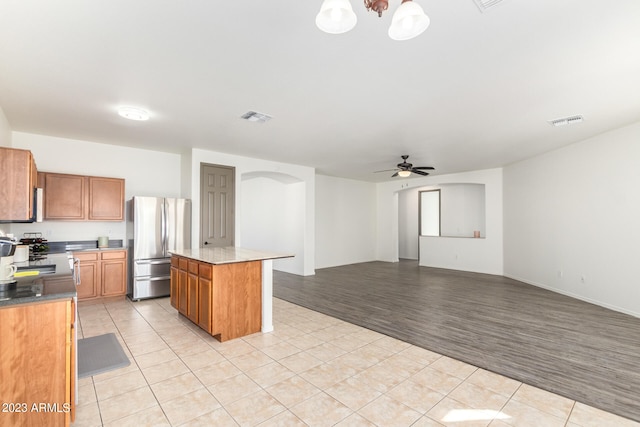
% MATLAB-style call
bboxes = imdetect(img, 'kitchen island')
[169,247,293,341]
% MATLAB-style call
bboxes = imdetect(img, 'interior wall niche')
[420,183,486,238]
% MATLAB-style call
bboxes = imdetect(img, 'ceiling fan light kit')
[316,0,429,40]
[315,0,358,34]
[388,1,430,40]
[375,155,435,178]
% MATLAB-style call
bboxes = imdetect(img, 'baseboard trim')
[503,273,640,319]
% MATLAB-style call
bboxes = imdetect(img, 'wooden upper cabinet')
[89,177,125,221]
[41,172,124,221]
[0,147,38,221]
[43,173,86,220]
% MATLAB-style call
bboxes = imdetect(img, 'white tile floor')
[74,297,640,427]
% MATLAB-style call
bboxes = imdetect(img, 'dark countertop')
[47,239,125,254]
[0,252,76,307]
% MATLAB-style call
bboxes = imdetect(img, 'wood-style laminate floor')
[273,260,640,423]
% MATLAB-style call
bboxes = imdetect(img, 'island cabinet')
[0,298,76,426]
[170,255,262,341]
[0,147,38,221]
[39,172,125,221]
[74,250,128,300]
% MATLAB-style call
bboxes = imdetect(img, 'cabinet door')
[69,299,76,422]
[0,300,71,426]
[187,272,198,323]
[0,147,36,221]
[76,261,98,299]
[44,173,87,220]
[100,250,127,297]
[88,177,124,221]
[178,268,188,315]
[198,263,213,333]
[101,259,126,296]
[170,265,179,309]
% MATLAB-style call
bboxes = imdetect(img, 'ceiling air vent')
[472,0,506,12]
[548,115,584,127]
[241,111,272,123]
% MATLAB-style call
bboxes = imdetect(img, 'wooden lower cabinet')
[170,260,179,309]
[170,255,262,341]
[75,252,99,299]
[0,299,75,426]
[75,250,127,300]
[101,251,127,297]
[187,261,199,323]
[197,264,212,333]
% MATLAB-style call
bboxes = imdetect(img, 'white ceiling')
[1,0,639,182]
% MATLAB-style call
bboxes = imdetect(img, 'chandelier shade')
[316,0,429,40]
[388,0,430,40]
[315,0,358,34]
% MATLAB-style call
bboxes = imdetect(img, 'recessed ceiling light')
[118,107,150,121]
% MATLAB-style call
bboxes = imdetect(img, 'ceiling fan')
[375,155,434,178]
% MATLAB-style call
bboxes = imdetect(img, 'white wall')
[440,184,486,237]
[315,175,377,269]
[0,106,11,147]
[10,132,181,242]
[503,121,640,317]
[241,175,305,275]
[399,183,487,260]
[378,168,503,275]
[398,188,420,259]
[191,149,315,276]
[0,107,12,237]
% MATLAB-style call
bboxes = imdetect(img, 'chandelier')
[315,0,430,40]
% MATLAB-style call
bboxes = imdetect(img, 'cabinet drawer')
[74,252,99,261]
[179,258,188,270]
[171,256,180,267]
[199,263,212,279]
[101,250,126,260]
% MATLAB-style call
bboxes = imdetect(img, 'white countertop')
[170,247,294,265]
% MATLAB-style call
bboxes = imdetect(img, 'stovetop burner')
[0,278,18,292]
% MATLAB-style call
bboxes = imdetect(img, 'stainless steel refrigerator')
[127,196,191,300]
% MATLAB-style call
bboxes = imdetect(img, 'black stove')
[0,283,44,302]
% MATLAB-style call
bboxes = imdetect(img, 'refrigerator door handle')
[136,259,171,265]
[136,275,171,281]
[161,199,167,257]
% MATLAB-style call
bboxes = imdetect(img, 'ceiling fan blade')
[412,170,430,176]
[391,171,399,177]
[413,166,435,170]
